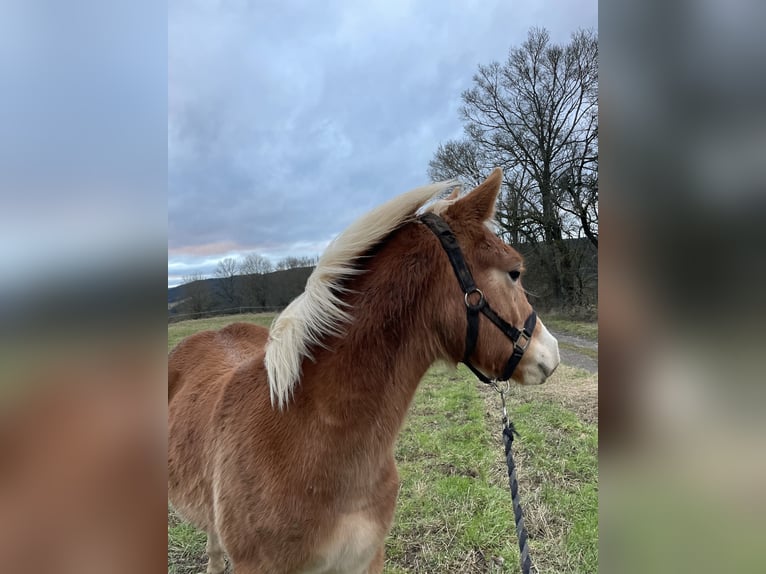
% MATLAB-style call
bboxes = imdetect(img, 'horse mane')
[265,179,461,409]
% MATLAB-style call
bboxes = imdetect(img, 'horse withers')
[168,168,560,573]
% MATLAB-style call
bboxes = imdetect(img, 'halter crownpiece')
[419,212,537,385]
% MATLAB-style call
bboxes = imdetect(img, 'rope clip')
[491,379,510,426]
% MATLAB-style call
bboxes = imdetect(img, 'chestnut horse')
[168,169,560,574]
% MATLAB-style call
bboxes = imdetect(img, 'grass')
[543,317,598,342]
[168,510,207,574]
[387,366,513,572]
[498,377,599,573]
[167,315,598,573]
[387,364,598,573]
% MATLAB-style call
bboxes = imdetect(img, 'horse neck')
[305,222,451,448]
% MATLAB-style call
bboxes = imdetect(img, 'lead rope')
[495,382,534,574]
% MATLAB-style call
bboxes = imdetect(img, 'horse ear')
[447,168,502,222]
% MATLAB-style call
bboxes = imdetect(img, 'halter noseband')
[419,212,537,386]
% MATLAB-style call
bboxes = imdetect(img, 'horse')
[168,168,560,574]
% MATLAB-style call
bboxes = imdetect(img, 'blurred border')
[601,0,766,571]
[0,1,167,573]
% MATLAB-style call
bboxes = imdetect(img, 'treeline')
[169,255,317,320]
[430,27,598,313]
[517,238,596,318]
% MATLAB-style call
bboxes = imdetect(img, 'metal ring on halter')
[464,288,485,310]
[492,379,510,394]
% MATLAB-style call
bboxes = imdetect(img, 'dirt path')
[550,330,598,374]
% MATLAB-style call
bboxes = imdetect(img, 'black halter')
[420,212,537,386]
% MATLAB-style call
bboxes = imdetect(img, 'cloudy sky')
[168,0,597,287]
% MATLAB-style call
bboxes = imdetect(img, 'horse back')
[168,321,269,402]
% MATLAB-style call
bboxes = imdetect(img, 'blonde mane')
[265,179,460,409]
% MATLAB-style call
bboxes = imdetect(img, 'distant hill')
[168,266,314,320]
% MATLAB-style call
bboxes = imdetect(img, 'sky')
[168,0,598,288]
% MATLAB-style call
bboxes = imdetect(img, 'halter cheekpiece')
[419,212,537,385]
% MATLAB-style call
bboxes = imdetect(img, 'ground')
[550,332,597,375]
[168,313,598,573]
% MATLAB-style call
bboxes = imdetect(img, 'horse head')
[427,168,560,385]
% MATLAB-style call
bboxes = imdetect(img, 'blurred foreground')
[0,266,167,574]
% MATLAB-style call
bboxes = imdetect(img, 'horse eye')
[509,270,521,281]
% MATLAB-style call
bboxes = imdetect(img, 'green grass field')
[168,314,598,573]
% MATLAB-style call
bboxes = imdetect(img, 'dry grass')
[167,508,209,574]
[524,365,598,424]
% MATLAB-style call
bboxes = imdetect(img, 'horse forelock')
[264,179,461,409]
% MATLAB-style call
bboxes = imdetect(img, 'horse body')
[168,169,560,573]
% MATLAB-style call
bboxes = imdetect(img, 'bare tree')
[428,140,488,187]
[430,27,598,307]
[556,141,598,248]
[181,273,212,315]
[237,253,272,308]
[240,253,273,275]
[275,256,317,271]
[214,257,240,306]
